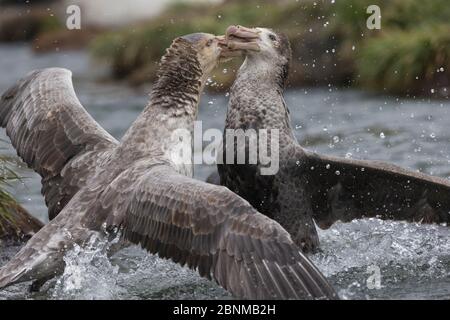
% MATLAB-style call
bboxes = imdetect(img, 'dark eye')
[269,34,277,41]
[206,39,213,47]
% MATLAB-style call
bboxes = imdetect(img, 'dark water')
[0,44,449,300]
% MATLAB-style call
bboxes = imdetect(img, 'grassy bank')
[334,0,450,97]
[90,0,350,89]
[0,155,43,242]
[0,7,62,42]
[86,0,449,96]
[0,5,102,52]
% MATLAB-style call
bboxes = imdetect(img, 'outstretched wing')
[304,150,450,229]
[119,164,336,300]
[0,68,118,219]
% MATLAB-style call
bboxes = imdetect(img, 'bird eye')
[269,34,277,41]
[206,39,214,47]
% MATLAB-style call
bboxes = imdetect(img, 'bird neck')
[144,55,204,127]
[227,57,295,137]
[243,55,289,90]
[119,41,204,164]
[145,40,204,128]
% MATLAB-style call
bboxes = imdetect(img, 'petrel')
[0,32,336,299]
[212,25,450,252]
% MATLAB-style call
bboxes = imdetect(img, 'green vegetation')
[332,0,450,96]
[91,1,317,87]
[0,9,63,42]
[358,24,450,95]
[0,154,42,241]
[90,0,450,96]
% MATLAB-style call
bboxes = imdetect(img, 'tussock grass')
[91,0,450,96]
[358,25,450,95]
[0,154,43,241]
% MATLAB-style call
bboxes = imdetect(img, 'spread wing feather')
[0,68,118,219]
[304,150,450,229]
[121,165,337,300]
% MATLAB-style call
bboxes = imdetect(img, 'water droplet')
[332,135,339,143]
[326,164,331,169]
[335,170,341,176]
[345,152,352,159]
[379,132,385,139]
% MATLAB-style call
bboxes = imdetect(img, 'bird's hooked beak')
[218,25,261,58]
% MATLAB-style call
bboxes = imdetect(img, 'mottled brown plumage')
[0,33,336,299]
[215,26,450,253]
[0,69,118,220]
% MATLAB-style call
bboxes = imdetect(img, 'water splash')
[111,246,230,300]
[51,234,125,300]
[311,219,450,299]
[46,234,229,300]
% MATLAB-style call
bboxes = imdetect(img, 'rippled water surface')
[0,44,449,300]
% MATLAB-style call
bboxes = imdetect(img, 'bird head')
[177,32,246,76]
[223,25,292,88]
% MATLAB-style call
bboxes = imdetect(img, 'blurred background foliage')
[88,0,450,96]
[1,0,448,96]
